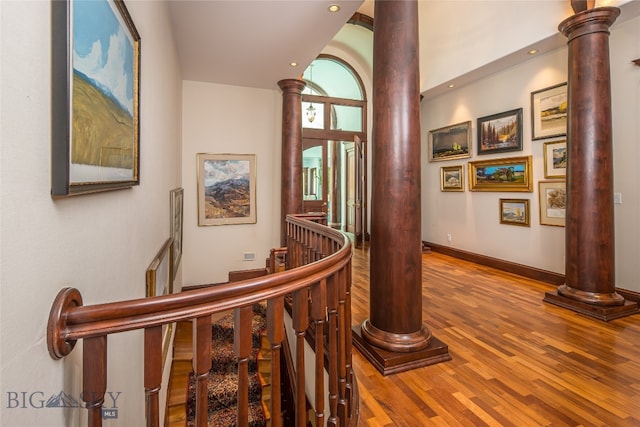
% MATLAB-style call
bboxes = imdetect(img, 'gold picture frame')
[145,238,175,367]
[539,181,566,227]
[197,153,257,226]
[440,165,464,192]
[499,198,530,226]
[468,155,533,192]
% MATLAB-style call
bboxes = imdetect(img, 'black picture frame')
[52,0,141,197]
[477,108,523,155]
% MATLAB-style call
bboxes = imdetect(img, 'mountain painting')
[70,0,137,182]
[198,154,256,226]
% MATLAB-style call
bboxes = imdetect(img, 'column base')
[352,323,451,376]
[544,289,638,321]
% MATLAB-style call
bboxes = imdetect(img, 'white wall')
[0,1,182,425]
[422,14,640,292]
[180,81,282,286]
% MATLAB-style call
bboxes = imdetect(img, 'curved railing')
[47,214,357,427]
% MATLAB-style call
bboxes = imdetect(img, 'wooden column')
[352,0,450,375]
[278,79,306,246]
[544,6,638,320]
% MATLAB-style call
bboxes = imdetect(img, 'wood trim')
[424,241,564,286]
[424,241,640,302]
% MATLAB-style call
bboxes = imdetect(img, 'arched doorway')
[301,55,368,246]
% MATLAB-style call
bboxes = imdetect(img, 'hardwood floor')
[166,245,640,426]
[350,244,640,426]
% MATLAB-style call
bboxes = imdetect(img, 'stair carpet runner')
[186,303,268,427]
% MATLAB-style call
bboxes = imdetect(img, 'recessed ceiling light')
[328,4,340,12]
[528,49,539,55]
[448,84,455,88]
[290,62,298,67]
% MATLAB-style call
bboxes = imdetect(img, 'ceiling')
[167,1,370,91]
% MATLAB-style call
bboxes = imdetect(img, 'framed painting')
[539,181,566,227]
[428,121,472,162]
[197,154,257,226]
[170,188,184,278]
[477,108,523,155]
[145,238,174,367]
[499,199,530,227]
[468,155,533,192]
[543,140,567,179]
[531,83,567,140]
[440,165,464,192]
[52,0,141,197]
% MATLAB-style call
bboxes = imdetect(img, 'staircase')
[166,307,273,427]
[46,214,357,427]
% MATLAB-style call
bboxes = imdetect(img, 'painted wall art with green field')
[52,0,140,196]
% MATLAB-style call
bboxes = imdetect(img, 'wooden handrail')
[47,214,357,427]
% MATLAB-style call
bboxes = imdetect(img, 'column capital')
[559,7,620,41]
[277,79,306,94]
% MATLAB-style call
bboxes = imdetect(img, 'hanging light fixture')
[306,64,316,123]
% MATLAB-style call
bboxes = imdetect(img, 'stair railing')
[46,214,356,427]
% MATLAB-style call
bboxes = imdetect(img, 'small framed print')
[440,165,464,192]
[468,155,533,192]
[543,140,567,179]
[499,198,530,227]
[531,83,567,140]
[539,180,566,227]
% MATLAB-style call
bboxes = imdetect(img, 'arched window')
[301,55,366,136]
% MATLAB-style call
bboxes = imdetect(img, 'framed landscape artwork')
[477,108,523,155]
[428,121,472,162]
[170,188,184,278]
[197,154,257,226]
[468,156,533,192]
[145,238,174,367]
[531,83,567,140]
[499,199,530,227]
[543,140,567,178]
[539,181,566,227]
[440,165,464,192]
[51,0,141,196]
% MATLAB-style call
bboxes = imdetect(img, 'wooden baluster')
[144,326,162,427]
[343,260,354,413]
[311,280,327,426]
[83,335,107,427]
[192,316,212,427]
[267,297,285,427]
[326,273,339,427]
[234,305,252,427]
[337,268,348,422]
[292,288,309,426]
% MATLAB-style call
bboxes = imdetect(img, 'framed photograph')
[499,199,530,226]
[51,0,141,196]
[543,140,567,179]
[477,108,523,155]
[197,153,257,226]
[170,188,184,278]
[146,238,174,367]
[440,165,464,192]
[428,121,472,162]
[539,181,566,227]
[531,82,567,140]
[468,155,533,192]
